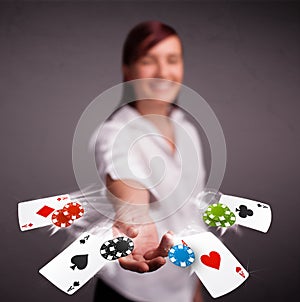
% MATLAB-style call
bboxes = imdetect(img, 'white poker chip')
[100,236,134,261]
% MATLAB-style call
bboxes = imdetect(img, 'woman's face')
[123,35,184,103]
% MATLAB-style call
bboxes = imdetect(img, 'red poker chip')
[62,202,84,220]
[51,209,73,228]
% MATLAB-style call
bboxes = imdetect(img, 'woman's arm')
[106,174,174,273]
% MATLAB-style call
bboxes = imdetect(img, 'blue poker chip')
[168,244,195,268]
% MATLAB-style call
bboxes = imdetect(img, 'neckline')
[121,104,184,157]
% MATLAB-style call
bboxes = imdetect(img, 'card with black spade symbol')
[219,194,272,233]
[39,232,109,295]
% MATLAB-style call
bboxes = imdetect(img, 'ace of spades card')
[39,232,109,295]
[219,194,272,233]
[181,232,249,298]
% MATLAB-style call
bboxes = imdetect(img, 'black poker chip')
[100,236,134,261]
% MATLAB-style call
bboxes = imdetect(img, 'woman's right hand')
[107,175,173,273]
[113,220,174,273]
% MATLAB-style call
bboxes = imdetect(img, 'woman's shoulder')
[99,105,138,131]
[108,104,139,122]
[91,105,140,147]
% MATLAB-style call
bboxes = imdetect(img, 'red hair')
[122,20,181,68]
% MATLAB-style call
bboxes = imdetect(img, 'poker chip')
[203,203,236,227]
[202,217,235,227]
[51,209,73,228]
[205,203,234,221]
[63,202,84,220]
[100,236,134,261]
[168,244,195,268]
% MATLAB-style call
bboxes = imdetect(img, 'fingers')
[119,255,166,273]
[113,221,139,238]
[119,255,149,273]
[159,230,174,256]
[144,231,174,260]
[116,230,174,274]
[147,257,166,271]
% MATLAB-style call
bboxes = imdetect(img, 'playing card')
[219,194,272,233]
[181,232,249,298]
[39,232,109,295]
[18,194,71,231]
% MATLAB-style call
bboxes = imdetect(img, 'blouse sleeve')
[94,119,158,197]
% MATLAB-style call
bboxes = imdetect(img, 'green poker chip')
[203,203,236,227]
[204,203,235,221]
[203,217,236,227]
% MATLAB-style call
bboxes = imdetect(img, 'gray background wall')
[0,1,299,301]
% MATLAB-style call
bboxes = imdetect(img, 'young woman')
[93,21,206,302]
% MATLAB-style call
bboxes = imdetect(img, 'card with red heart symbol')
[182,232,249,298]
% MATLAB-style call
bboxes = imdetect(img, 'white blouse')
[86,104,208,301]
